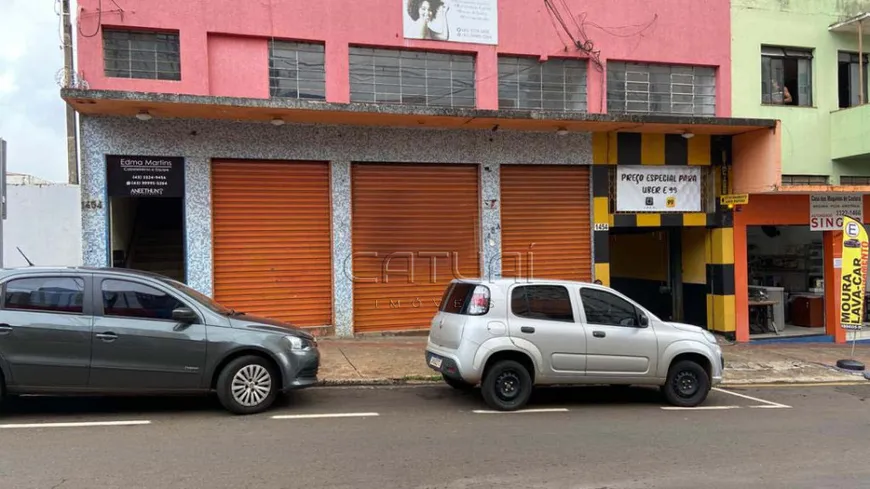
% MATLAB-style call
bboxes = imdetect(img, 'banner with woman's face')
[402,0,499,45]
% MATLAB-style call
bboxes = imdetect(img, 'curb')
[315,375,868,388]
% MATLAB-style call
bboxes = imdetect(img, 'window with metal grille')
[349,47,475,108]
[269,41,326,100]
[840,176,870,185]
[761,46,813,107]
[781,174,828,186]
[497,56,587,111]
[606,62,716,116]
[103,29,180,81]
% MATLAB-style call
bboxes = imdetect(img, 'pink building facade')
[66,0,778,339]
[75,0,732,115]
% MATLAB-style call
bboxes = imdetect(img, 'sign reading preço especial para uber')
[106,155,185,198]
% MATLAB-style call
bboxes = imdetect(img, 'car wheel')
[443,374,474,391]
[216,356,279,415]
[481,360,532,411]
[663,360,710,408]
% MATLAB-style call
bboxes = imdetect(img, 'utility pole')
[61,0,80,184]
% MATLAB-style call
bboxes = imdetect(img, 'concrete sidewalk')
[316,337,870,386]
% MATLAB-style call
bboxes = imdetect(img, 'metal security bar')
[497,56,587,112]
[269,41,326,100]
[781,175,829,185]
[103,29,180,81]
[607,62,716,116]
[841,175,870,185]
[349,47,476,108]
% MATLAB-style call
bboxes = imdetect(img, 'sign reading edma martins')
[106,155,185,198]
[403,0,498,45]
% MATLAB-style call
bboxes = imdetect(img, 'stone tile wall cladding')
[80,116,593,335]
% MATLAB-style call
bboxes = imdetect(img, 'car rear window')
[439,282,477,314]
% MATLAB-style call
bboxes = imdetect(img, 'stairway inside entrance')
[126,198,185,283]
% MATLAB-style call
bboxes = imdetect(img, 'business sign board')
[839,216,868,331]
[106,155,185,198]
[403,0,498,45]
[809,194,863,231]
[616,166,702,213]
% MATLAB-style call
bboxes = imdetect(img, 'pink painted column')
[326,42,350,103]
[587,63,605,114]
[475,46,498,110]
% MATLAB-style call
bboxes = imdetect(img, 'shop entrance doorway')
[105,155,186,283]
[746,225,825,339]
[609,226,708,327]
[109,197,185,282]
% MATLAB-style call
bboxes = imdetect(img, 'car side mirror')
[639,314,649,328]
[172,307,199,324]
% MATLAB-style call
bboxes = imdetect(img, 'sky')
[0,0,73,183]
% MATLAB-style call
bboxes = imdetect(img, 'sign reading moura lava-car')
[106,155,185,198]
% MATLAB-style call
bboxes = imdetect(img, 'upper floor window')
[349,47,476,108]
[498,56,587,112]
[103,29,181,81]
[761,46,812,107]
[838,52,868,108]
[781,174,828,186]
[269,41,326,100]
[841,176,870,185]
[606,62,716,116]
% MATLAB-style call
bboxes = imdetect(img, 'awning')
[829,12,870,33]
[61,89,777,136]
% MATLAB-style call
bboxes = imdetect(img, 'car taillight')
[467,285,490,315]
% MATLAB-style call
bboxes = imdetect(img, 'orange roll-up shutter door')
[212,160,332,327]
[351,163,480,333]
[501,165,592,282]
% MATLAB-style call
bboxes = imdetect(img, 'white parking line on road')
[472,408,570,414]
[271,412,380,420]
[660,405,741,411]
[0,420,152,429]
[712,387,792,408]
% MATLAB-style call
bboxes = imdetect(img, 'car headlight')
[702,330,718,345]
[285,335,312,351]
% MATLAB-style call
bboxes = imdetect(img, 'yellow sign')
[839,216,868,330]
[665,196,676,208]
[719,194,749,206]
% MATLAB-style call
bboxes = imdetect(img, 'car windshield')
[159,277,234,316]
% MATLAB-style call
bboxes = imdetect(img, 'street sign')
[719,193,749,206]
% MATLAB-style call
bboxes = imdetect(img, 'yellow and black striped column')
[592,163,610,286]
[706,135,736,336]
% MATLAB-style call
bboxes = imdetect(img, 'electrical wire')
[79,0,103,38]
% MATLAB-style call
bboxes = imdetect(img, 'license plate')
[429,355,443,369]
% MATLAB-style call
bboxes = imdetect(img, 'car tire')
[663,360,710,408]
[481,360,532,411]
[216,355,279,415]
[443,374,474,391]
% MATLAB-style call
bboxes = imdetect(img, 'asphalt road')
[1,383,869,489]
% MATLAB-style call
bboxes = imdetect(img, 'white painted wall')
[3,184,83,268]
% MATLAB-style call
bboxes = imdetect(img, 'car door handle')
[520,326,535,334]
[593,331,606,338]
[0,324,12,335]
[96,332,118,342]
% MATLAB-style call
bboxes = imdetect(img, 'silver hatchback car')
[425,279,724,411]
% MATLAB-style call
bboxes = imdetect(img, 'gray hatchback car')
[0,267,319,414]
